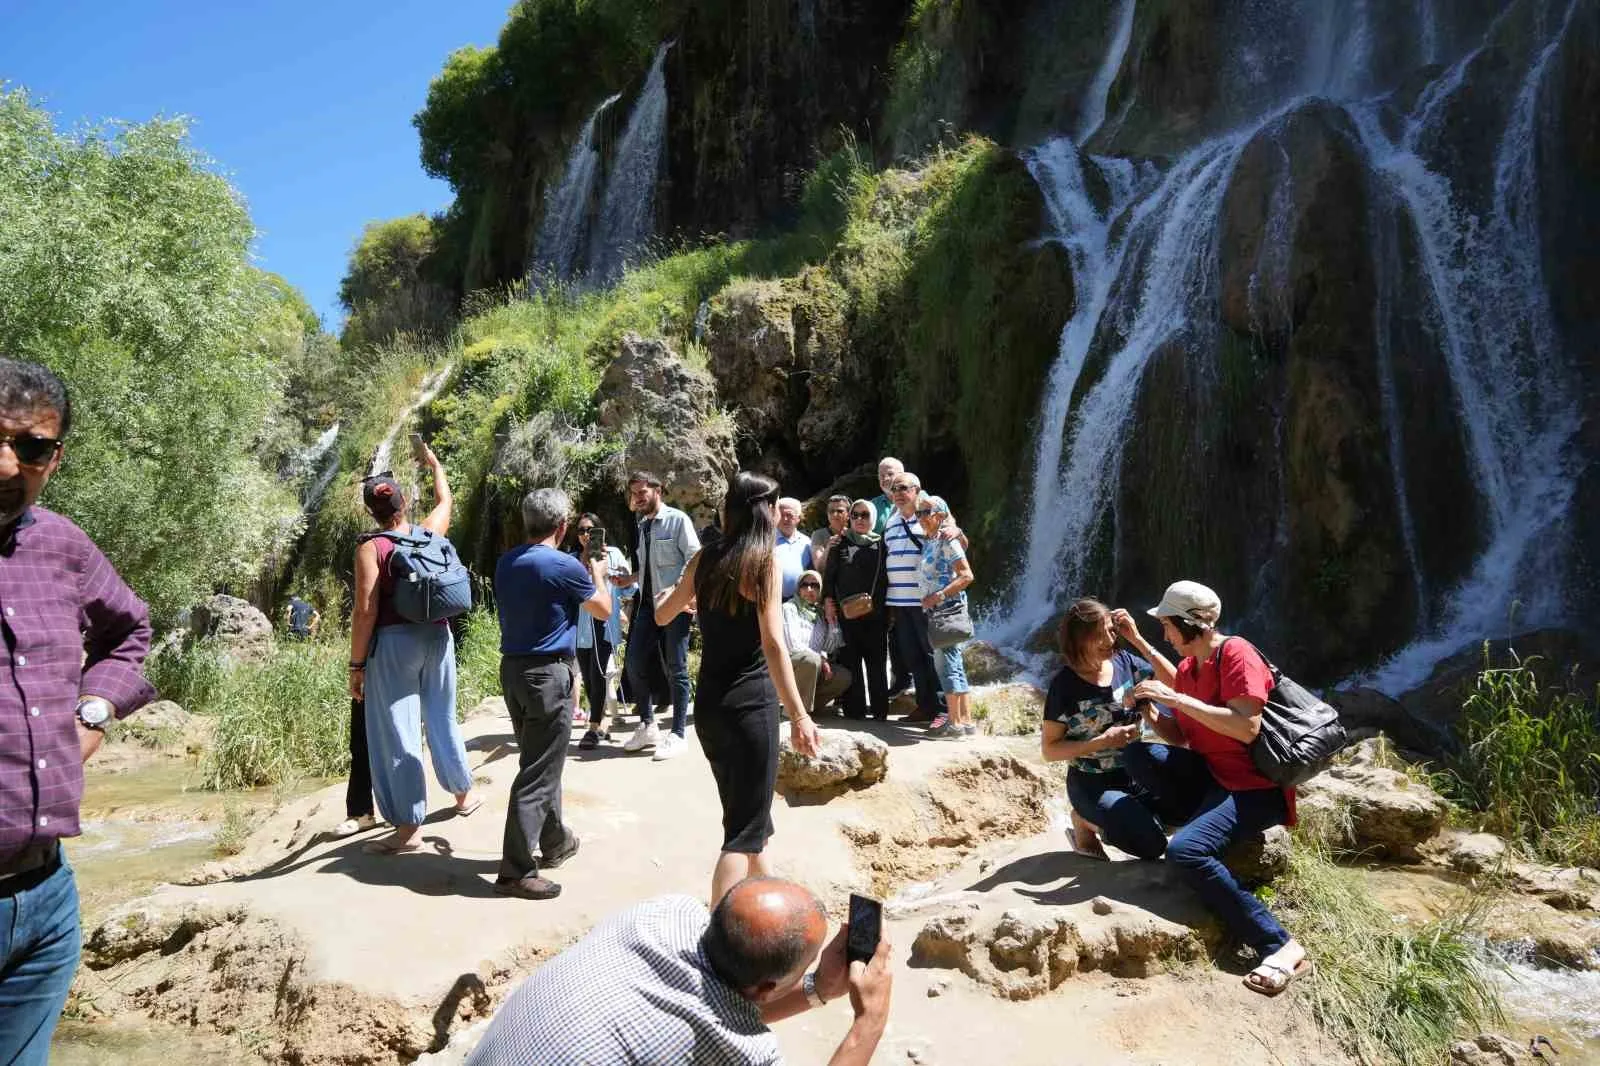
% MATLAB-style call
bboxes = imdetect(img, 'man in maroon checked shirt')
[0,357,155,1064]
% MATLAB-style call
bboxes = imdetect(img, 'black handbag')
[927,597,973,648]
[1218,638,1348,787]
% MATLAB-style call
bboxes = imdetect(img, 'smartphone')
[847,893,883,965]
[587,526,607,562]
[409,432,426,460]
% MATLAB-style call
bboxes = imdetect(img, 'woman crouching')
[1040,598,1167,860]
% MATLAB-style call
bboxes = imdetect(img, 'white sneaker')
[623,720,661,752]
[652,733,687,761]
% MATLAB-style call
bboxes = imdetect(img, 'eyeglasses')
[889,485,914,494]
[0,434,64,467]
[914,507,935,517]
[851,510,871,519]
[798,581,821,590]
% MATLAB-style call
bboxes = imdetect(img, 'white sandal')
[331,814,378,838]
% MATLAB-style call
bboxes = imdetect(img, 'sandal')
[454,797,483,817]
[363,834,422,855]
[330,814,378,838]
[1244,956,1313,997]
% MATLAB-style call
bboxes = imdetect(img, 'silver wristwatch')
[802,971,826,1008]
[75,696,113,730]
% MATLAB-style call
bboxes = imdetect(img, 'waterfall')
[530,93,621,284]
[992,133,1245,644]
[586,42,672,285]
[370,364,455,477]
[299,423,342,513]
[1358,1,1579,693]
[1076,0,1137,144]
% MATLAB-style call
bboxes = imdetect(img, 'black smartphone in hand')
[847,893,882,965]
[587,527,607,562]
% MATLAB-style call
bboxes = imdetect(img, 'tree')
[337,214,456,349]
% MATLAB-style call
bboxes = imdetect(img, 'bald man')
[466,877,893,1066]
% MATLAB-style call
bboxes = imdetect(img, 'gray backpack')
[362,525,473,623]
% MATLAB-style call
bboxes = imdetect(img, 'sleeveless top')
[694,590,774,711]
[368,525,446,629]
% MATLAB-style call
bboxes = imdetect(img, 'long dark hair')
[568,511,601,555]
[695,471,778,614]
[1058,597,1112,675]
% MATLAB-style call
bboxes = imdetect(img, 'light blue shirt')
[576,545,634,650]
[774,529,813,601]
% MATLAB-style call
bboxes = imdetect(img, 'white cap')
[1146,580,1221,629]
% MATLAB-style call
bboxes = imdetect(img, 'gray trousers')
[790,648,853,714]
[499,654,577,881]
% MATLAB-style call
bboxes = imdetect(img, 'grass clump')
[1275,845,1501,1065]
[1437,652,1600,868]
[149,639,349,791]
[455,606,503,715]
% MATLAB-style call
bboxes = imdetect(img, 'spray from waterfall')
[587,42,672,284]
[531,93,621,284]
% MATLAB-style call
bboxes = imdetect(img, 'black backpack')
[1218,638,1348,787]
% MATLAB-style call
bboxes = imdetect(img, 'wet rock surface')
[961,641,1027,685]
[777,728,890,796]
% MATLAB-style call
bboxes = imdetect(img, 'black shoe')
[542,833,581,869]
[578,729,601,751]
[494,875,562,900]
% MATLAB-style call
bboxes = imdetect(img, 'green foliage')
[454,607,503,714]
[1277,844,1502,1066]
[0,89,305,621]
[148,638,349,791]
[338,214,456,349]
[1437,652,1600,867]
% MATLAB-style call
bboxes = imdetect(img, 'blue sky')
[1,0,511,327]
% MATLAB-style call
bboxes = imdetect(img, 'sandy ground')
[92,705,1352,1065]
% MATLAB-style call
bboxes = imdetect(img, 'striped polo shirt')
[882,511,924,607]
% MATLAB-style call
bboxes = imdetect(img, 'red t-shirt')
[1174,637,1297,820]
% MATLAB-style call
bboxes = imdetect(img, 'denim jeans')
[1123,742,1291,955]
[1065,766,1167,859]
[365,623,475,827]
[890,606,943,714]
[933,641,969,695]
[0,851,79,1065]
[626,609,692,736]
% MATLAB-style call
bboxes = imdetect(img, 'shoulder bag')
[1217,638,1348,787]
[839,543,880,621]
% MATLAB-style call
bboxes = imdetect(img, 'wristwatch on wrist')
[75,696,113,731]
[802,971,826,1008]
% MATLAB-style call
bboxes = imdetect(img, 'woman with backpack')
[1120,580,1310,997]
[349,443,479,855]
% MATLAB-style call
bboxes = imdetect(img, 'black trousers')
[577,637,613,723]
[345,698,373,819]
[499,654,578,880]
[837,614,890,718]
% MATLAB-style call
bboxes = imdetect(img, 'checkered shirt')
[466,895,783,1066]
[0,507,156,863]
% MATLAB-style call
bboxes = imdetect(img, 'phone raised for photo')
[409,432,426,460]
[847,892,883,965]
[587,527,607,562]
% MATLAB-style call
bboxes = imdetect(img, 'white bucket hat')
[1146,580,1221,629]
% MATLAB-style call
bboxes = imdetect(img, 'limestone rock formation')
[962,641,1027,685]
[1297,741,1449,860]
[1450,1033,1535,1064]
[973,683,1046,736]
[187,594,275,663]
[1420,829,1508,875]
[909,902,1208,1000]
[597,332,737,526]
[1223,825,1292,884]
[777,729,889,795]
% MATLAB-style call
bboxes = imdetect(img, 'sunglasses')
[889,485,914,494]
[798,581,821,590]
[577,527,595,534]
[851,510,871,519]
[915,507,936,517]
[0,433,64,467]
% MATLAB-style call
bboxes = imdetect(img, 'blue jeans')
[626,609,692,736]
[890,606,943,714]
[933,641,969,695]
[365,623,475,827]
[1065,766,1167,859]
[0,851,79,1065]
[1123,743,1292,955]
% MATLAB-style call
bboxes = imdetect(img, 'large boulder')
[187,594,274,663]
[1297,742,1450,860]
[597,333,738,527]
[776,729,889,796]
[962,641,1026,685]
[1397,628,1600,733]
[972,683,1046,736]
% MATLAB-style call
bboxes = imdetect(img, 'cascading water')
[994,0,1581,691]
[1075,0,1136,144]
[298,422,342,513]
[586,42,672,284]
[370,364,454,477]
[530,93,621,284]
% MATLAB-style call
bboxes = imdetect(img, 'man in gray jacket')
[613,471,700,761]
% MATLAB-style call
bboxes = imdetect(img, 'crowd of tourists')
[0,351,1312,1066]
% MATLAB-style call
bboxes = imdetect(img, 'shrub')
[455,607,503,714]
[1276,845,1501,1066]
[1438,652,1600,867]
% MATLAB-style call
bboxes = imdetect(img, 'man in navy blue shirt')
[493,487,612,900]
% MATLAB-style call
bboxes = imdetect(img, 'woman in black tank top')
[653,471,818,905]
